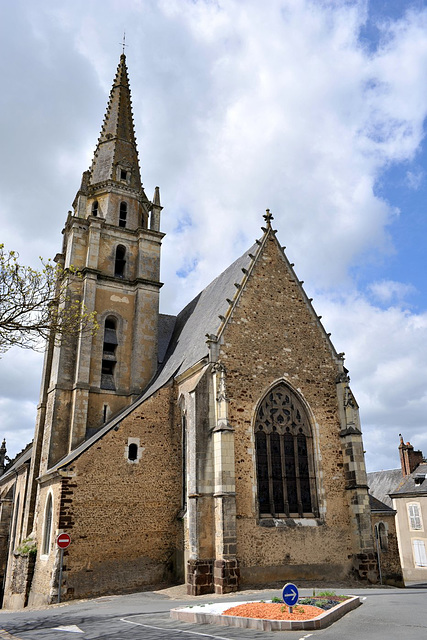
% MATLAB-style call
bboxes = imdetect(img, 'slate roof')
[0,442,33,482]
[367,469,402,508]
[369,494,396,513]
[46,242,257,473]
[139,243,257,400]
[390,463,427,497]
[158,314,176,364]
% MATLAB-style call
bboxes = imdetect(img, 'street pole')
[58,547,64,603]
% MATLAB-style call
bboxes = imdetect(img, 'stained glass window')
[255,383,318,518]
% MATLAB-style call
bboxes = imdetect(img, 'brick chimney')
[399,434,424,476]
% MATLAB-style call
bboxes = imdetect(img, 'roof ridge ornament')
[120,31,128,55]
[263,208,274,227]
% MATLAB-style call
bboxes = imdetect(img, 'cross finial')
[120,32,128,55]
[263,208,273,226]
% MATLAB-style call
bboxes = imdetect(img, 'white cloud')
[405,169,424,190]
[368,280,417,304]
[1,0,427,469]
[315,290,427,471]
[0,348,43,459]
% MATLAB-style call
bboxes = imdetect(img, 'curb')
[171,595,361,631]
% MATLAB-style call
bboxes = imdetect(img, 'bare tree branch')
[0,244,98,354]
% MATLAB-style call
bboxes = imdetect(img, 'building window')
[114,245,126,278]
[119,202,127,227]
[126,438,141,464]
[101,317,118,390]
[120,169,128,181]
[128,443,138,461]
[376,522,388,552]
[42,494,53,555]
[408,503,423,531]
[11,494,20,549]
[91,201,99,216]
[255,382,318,518]
[413,539,427,567]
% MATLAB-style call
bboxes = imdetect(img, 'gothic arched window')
[11,494,20,549]
[42,494,53,555]
[378,522,388,552]
[91,200,99,216]
[255,383,318,518]
[119,202,127,227]
[101,317,118,390]
[114,245,126,278]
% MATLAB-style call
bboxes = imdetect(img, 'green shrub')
[14,537,37,558]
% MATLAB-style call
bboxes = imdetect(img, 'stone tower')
[29,53,164,489]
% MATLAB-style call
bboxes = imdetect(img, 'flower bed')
[171,594,361,631]
[223,602,325,621]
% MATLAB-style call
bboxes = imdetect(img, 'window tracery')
[255,383,318,518]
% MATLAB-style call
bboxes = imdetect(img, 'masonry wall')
[218,232,361,583]
[371,513,403,587]
[23,478,62,608]
[393,495,427,583]
[29,383,182,604]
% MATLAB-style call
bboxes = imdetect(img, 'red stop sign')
[57,533,71,549]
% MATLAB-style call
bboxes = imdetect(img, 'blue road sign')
[282,582,299,607]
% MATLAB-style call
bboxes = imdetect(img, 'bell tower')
[35,53,164,472]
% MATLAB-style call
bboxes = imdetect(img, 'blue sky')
[0,0,426,472]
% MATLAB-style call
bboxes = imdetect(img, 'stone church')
[0,53,380,608]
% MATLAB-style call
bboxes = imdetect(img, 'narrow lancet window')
[255,383,318,518]
[114,245,126,278]
[92,201,99,216]
[42,494,53,555]
[11,495,20,549]
[101,317,118,390]
[119,202,127,227]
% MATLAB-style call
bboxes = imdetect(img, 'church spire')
[89,53,142,190]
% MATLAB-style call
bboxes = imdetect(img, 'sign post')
[282,582,299,614]
[56,533,71,604]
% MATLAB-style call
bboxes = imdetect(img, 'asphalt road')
[0,586,426,640]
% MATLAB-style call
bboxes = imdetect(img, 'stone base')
[214,558,240,594]
[2,552,36,609]
[187,559,214,595]
[352,552,379,583]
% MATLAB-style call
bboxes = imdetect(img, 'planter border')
[171,595,361,631]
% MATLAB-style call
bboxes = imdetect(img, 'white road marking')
[52,625,84,633]
[299,634,313,639]
[121,617,232,639]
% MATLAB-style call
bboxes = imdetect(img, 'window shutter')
[413,539,427,567]
[408,504,422,530]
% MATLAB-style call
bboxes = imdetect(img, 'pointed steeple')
[89,54,142,190]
